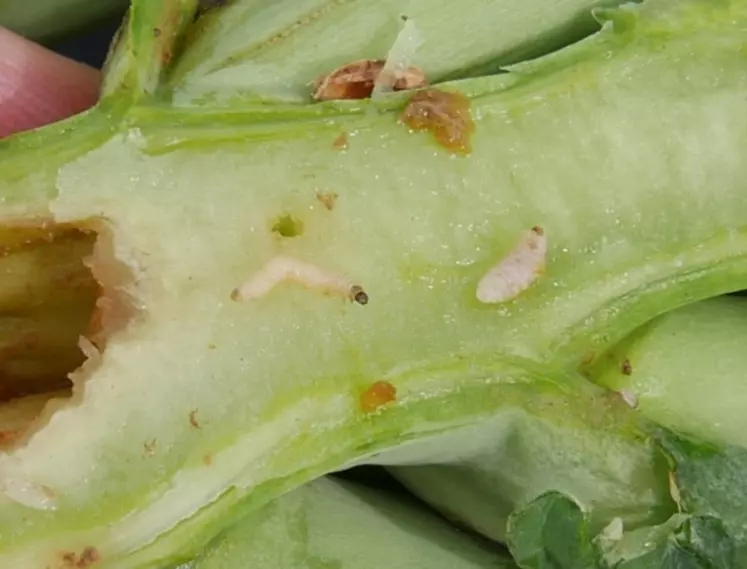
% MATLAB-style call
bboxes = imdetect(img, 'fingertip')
[0,27,102,138]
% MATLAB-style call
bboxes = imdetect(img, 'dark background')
[49,13,124,68]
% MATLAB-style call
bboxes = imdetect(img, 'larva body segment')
[476,226,547,304]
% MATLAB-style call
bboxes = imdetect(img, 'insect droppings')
[359,381,397,413]
[400,89,475,154]
[143,439,157,457]
[350,285,369,305]
[316,191,339,211]
[189,410,201,429]
[60,546,100,568]
[77,546,100,568]
[476,226,547,304]
[332,132,349,150]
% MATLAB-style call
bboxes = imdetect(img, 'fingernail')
[0,27,101,137]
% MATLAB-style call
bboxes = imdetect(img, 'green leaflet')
[658,432,747,551]
[506,492,604,569]
[506,494,738,569]
[616,517,737,569]
[184,476,516,569]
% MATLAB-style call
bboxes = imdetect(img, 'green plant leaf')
[617,516,737,569]
[506,492,604,569]
[657,431,747,547]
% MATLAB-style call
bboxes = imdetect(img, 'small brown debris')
[189,410,201,429]
[161,48,173,66]
[316,191,339,211]
[350,285,369,305]
[203,454,213,466]
[143,439,157,457]
[59,546,101,568]
[621,358,633,375]
[312,59,427,101]
[400,88,475,154]
[153,27,161,37]
[77,547,100,568]
[359,381,397,413]
[528,226,544,242]
[207,343,217,350]
[333,132,349,150]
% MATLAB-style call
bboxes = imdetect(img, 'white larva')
[231,255,368,304]
[476,226,547,304]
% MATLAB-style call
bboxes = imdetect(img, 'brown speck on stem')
[332,132,349,150]
[400,89,475,154]
[161,49,173,66]
[189,410,201,429]
[153,28,161,37]
[207,343,217,350]
[203,454,213,466]
[312,59,427,101]
[316,191,339,211]
[621,358,633,375]
[77,547,100,568]
[350,285,369,305]
[143,439,157,457]
[359,381,397,413]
